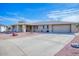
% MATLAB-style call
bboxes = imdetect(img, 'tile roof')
[31,20,79,25]
[11,20,79,25]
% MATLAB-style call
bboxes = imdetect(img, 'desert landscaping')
[55,33,79,56]
[0,32,38,40]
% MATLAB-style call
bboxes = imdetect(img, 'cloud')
[62,15,79,22]
[0,15,42,23]
[0,12,33,23]
[0,16,19,22]
[47,9,79,22]
[0,16,32,24]
[5,12,49,23]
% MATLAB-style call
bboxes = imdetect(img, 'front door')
[26,25,32,32]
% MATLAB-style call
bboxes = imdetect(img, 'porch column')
[31,26,34,32]
[10,26,13,32]
[16,25,19,32]
[38,25,41,32]
[49,25,52,32]
[22,25,26,32]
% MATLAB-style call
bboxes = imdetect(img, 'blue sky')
[0,3,79,25]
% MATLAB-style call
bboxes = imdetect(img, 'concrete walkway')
[0,33,75,56]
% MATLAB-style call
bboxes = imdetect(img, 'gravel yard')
[0,32,38,40]
[55,33,79,56]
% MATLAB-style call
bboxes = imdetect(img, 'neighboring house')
[0,24,7,32]
[10,21,78,33]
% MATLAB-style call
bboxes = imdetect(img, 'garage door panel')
[53,25,70,33]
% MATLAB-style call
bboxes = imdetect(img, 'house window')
[47,25,49,29]
[52,25,53,32]
[36,26,38,29]
[43,25,44,29]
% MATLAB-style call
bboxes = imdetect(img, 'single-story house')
[10,21,79,33]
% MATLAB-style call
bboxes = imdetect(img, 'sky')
[0,3,79,25]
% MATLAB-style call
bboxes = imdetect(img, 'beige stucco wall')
[37,25,49,32]
[38,25,43,32]
[32,24,77,33]
[37,24,77,33]
[22,25,26,32]
[42,25,47,32]
[71,24,77,33]
[32,26,38,32]
[49,25,52,32]
[10,24,78,33]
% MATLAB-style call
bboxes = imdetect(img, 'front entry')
[26,25,32,32]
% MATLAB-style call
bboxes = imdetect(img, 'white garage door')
[53,25,70,33]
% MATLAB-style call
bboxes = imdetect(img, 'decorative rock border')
[71,43,79,48]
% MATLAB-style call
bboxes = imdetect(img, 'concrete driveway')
[0,33,75,56]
